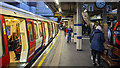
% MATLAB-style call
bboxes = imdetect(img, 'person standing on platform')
[90,25,105,66]
[87,25,91,35]
[67,26,73,43]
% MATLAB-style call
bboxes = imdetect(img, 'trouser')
[91,49,101,64]
[64,31,66,36]
[14,50,20,59]
[67,34,71,42]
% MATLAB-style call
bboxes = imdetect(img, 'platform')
[31,31,109,67]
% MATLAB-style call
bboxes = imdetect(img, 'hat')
[96,25,102,31]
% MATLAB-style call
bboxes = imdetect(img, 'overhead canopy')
[45,2,118,17]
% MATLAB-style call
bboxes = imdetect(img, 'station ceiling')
[45,2,118,17]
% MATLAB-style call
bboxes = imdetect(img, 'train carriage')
[0,2,59,67]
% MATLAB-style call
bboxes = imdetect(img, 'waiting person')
[87,25,91,35]
[67,26,73,43]
[63,26,67,36]
[9,32,19,60]
[90,25,105,66]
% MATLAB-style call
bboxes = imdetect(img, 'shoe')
[93,63,96,66]
[97,64,102,67]
[15,58,20,60]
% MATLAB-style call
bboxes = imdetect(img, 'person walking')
[90,25,105,66]
[67,26,73,43]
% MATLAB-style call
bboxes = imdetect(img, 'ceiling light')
[59,8,62,12]
[84,9,87,12]
[55,0,59,5]
[14,18,17,20]
[46,5,48,8]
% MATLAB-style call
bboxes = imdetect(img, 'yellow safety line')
[25,63,28,66]
[37,31,60,67]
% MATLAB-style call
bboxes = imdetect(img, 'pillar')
[76,2,83,51]
[103,6,107,24]
[73,14,77,43]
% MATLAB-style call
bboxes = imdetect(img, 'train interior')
[5,17,28,63]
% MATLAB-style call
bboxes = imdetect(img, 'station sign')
[54,13,73,17]
[88,4,94,12]
[54,13,62,16]
[106,5,112,12]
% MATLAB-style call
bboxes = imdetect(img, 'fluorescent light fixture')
[63,20,68,21]
[59,8,62,12]
[55,0,59,5]
[14,18,17,20]
[84,9,87,12]
[46,5,48,8]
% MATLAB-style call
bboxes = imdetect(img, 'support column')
[73,14,77,43]
[76,2,83,51]
[103,6,108,44]
[103,7,107,24]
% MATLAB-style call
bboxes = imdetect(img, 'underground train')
[0,2,59,67]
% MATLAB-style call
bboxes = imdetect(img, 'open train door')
[0,15,9,67]
[26,19,36,61]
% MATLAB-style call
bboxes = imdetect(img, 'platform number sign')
[95,0,106,9]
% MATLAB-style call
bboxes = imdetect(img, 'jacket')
[90,29,105,52]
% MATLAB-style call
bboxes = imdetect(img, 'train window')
[28,22,34,42]
[0,21,3,57]
[34,24,38,39]
[38,23,42,37]
[43,23,46,36]
[50,23,52,32]
[47,23,50,36]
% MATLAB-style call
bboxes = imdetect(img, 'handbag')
[15,44,22,54]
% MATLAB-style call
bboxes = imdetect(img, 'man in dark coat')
[67,26,73,43]
[90,25,105,66]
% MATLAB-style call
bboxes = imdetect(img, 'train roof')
[0,2,55,23]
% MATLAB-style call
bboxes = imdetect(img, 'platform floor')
[32,30,109,67]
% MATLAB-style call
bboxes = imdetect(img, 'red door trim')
[0,15,9,67]
[26,19,36,61]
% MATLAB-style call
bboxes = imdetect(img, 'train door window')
[50,23,52,37]
[43,23,46,36]
[38,23,42,37]
[45,22,49,37]
[0,21,3,57]
[51,23,53,34]
[47,23,50,37]
[34,24,38,39]
[28,22,34,42]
